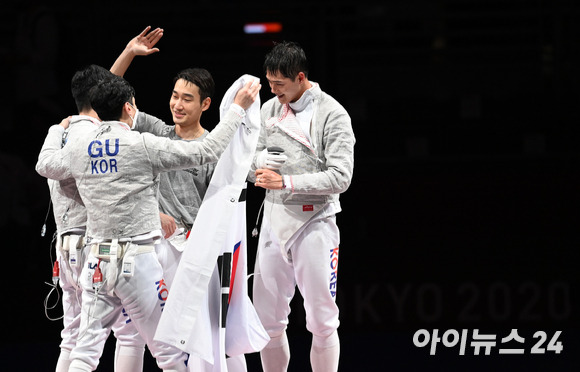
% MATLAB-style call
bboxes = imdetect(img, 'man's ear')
[124,101,134,115]
[297,72,306,84]
[201,97,211,112]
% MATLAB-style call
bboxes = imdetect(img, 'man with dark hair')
[109,28,263,371]
[251,41,355,372]
[110,31,217,286]
[38,64,148,372]
[135,67,218,288]
[45,64,107,372]
[70,64,112,113]
[132,67,217,243]
[36,73,260,372]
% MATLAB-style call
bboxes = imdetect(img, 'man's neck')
[175,123,204,140]
[292,79,313,103]
[78,109,99,119]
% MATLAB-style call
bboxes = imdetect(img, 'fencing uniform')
[46,116,97,372]
[133,113,215,287]
[36,105,246,372]
[135,113,214,228]
[39,115,146,372]
[250,83,355,372]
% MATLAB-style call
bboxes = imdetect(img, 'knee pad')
[68,359,93,372]
[312,330,339,349]
[115,343,145,357]
[265,331,289,349]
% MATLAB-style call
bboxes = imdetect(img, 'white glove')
[256,148,287,170]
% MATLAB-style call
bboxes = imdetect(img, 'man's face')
[169,79,208,127]
[266,71,304,104]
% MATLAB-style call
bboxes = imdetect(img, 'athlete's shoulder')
[137,111,174,137]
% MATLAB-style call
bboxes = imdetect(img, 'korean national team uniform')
[250,83,355,371]
[38,115,146,372]
[44,116,97,370]
[36,105,246,372]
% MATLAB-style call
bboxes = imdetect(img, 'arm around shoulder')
[36,124,72,180]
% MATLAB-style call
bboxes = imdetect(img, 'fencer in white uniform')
[251,41,355,372]
[47,117,96,372]
[36,74,260,372]
[37,64,146,372]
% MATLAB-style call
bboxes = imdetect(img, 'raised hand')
[233,80,262,110]
[111,26,164,76]
[128,26,164,56]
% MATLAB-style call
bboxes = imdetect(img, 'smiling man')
[110,30,216,243]
[251,41,356,372]
[169,69,213,139]
[266,70,309,105]
[119,69,218,293]
[136,67,217,244]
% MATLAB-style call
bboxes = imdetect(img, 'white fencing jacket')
[250,83,355,250]
[42,115,100,234]
[250,83,355,206]
[36,107,245,241]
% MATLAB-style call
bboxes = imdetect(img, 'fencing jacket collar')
[267,82,320,154]
[289,81,318,113]
[70,114,100,127]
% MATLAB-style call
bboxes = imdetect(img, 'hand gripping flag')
[154,75,269,370]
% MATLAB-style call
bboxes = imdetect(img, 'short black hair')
[263,41,309,80]
[173,68,215,103]
[71,64,113,113]
[89,75,135,122]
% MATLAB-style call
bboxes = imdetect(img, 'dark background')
[1,0,578,371]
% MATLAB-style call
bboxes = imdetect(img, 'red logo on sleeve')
[303,205,313,212]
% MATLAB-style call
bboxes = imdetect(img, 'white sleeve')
[36,125,73,181]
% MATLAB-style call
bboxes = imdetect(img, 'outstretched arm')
[110,26,164,77]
